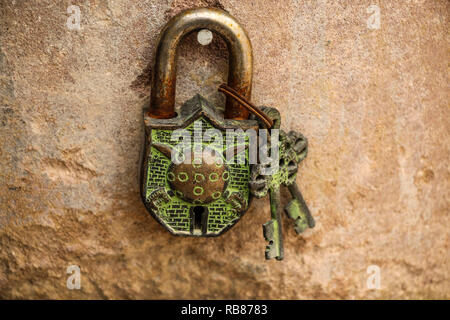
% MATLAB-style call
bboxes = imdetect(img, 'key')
[263,186,284,260]
[285,183,315,234]
[249,107,315,260]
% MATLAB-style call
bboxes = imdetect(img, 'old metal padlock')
[141,8,314,259]
[141,8,258,236]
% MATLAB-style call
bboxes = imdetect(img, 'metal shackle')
[148,8,253,120]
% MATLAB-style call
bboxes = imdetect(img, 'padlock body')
[141,95,258,236]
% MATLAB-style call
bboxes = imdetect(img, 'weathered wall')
[0,0,448,299]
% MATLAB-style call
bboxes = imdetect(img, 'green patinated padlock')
[141,8,314,259]
[141,8,258,236]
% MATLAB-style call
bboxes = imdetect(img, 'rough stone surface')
[0,0,449,299]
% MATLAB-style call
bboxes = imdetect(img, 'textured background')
[0,0,449,299]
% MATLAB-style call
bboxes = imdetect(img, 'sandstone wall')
[0,0,448,299]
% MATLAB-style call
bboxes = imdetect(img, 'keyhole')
[193,206,206,234]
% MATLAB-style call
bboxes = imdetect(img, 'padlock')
[140,8,259,236]
[141,8,314,260]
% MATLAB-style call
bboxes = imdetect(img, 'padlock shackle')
[149,8,253,120]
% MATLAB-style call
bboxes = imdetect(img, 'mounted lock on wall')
[140,8,314,260]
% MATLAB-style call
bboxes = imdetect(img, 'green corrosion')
[145,116,250,235]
